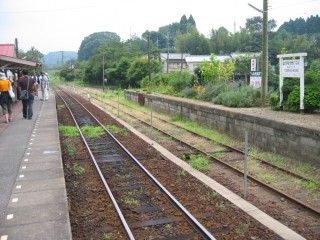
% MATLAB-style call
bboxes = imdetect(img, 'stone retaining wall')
[125,90,320,165]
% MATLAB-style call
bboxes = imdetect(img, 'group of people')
[0,70,50,123]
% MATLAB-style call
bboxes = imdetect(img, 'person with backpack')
[18,70,37,120]
[0,72,14,123]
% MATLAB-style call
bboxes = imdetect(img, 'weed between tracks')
[72,163,86,175]
[106,125,128,136]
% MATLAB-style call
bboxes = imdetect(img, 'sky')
[0,0,319,54]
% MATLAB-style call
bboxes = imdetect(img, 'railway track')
[56,85,320,239]
[56,88,216,239]
[61,86,320,235]
[75,87,320,217]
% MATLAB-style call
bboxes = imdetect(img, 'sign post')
[250,71,262,89]
[250,58,262,89]
[277,53,307,114]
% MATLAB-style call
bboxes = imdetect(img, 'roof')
[161,53,191,60]
[185,55,211,62]
[216,55,232,62]
[185,55,231,63]
[0,54,42,70]
[230,52,261,58]
[0,44,16,57]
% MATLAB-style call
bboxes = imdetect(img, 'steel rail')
[84,92,320,217]
[57,88,216,240]
[56,89,135,240]
[93,92,314,184]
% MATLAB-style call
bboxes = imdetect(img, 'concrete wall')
[125,90,320,165]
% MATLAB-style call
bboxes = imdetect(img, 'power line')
[0,4,103,14]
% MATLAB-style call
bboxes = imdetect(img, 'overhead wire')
[0,4,104,14]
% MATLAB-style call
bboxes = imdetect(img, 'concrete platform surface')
[0,92,72,240]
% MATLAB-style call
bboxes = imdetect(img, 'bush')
[282,78,300,103]
[140,73,170,89]
[213,84,261,107]
[198,82,230,101]
[167,72,194,94]
[214,91,249,107]
[181,87,198,98]
[270,92,281,111]
[286,85,320,113]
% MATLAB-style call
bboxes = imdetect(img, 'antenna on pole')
[248,3,263,13]
[129,27,132,48]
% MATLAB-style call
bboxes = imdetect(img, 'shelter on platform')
[0,42,42,101]
[0,43,42,71]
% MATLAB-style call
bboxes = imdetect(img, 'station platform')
[0,92,72,240]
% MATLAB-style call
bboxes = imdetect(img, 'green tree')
[242,17,277,53]
[107,57,131,86]
[199,54,235,84]
[306,15,320,34]
[158,23,180,52]
[210,27,232,54]
[187,15,196,27]
[83,39,146,85]
[278,16,320,35]
[179,15,188,34]
[126,58,161,88]
[284,34,312,53]
[19,47,44,62]
[58,66,82,82]
[234,56,251,83]
[175,27,210,55]
[78,32,120,61]
[142,30,167,50]
[235,28,251,52]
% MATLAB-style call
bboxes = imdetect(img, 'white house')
[185,55,231,72]
[160,53,190,73]
[160,52,261,74]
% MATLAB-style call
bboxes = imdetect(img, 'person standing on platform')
[31,70,39,96]
[18,70,37,120]
[0,72,13,123]
[39,72,49,101]
[45,72,50,91]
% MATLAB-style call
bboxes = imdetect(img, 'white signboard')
[277,53,307,112]
[282,60,301,77]
[251,59,257,71]
[250,71,261,89]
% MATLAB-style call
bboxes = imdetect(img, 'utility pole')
[180,52,183,71]
[248,0,268,107]
[261,0,268,107]
[15,38,19,57]
[166,34,170,73]
[102,55,105,92]
[147,31,151,82]
[61,50,64,66]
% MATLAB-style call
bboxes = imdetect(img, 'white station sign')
[277,53,307,112]
[282,60,301,77]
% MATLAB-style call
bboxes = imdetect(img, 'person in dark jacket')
[18,70,37,120]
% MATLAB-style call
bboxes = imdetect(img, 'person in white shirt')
[45,72,50,91]
[39,72,49,100]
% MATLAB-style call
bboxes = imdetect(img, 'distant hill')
[42,51,77,66]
